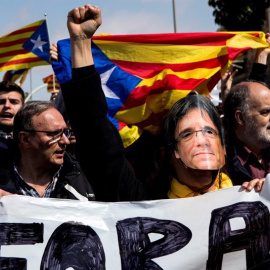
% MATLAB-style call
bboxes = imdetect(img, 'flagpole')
[25,84,47,103]
[44,13,56,92]
[44,13,51,47]
[29,69,33,101]
[172,0,177,33]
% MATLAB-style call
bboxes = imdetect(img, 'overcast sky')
[0,0,219,100]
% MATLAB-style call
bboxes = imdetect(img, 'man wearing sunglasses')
[0,101,95,201]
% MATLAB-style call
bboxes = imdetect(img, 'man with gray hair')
[0,100,94,200]
[223,80,270,185]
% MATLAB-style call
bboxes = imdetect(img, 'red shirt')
[236,142,270,179]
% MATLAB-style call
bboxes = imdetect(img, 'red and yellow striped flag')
[42,74,60,93]
[0,20,50,71]
[53,32,270,146]
[92,32,269,135]
[2,69,28,86]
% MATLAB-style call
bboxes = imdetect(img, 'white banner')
[1,180,270,269]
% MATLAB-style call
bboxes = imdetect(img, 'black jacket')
[225,136,253,185]
[61,66,147,202]
[52,152,95,200]
[0,152,95,201]
[224,62,269,185]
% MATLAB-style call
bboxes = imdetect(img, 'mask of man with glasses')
[160,94,232,198]
[0,101,94,200]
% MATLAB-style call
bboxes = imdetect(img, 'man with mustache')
[223,80,270,185]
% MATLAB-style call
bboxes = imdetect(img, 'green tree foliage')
[208,0,270,31]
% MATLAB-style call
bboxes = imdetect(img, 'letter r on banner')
[116,217,192,270]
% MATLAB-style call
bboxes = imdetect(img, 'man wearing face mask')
[158,93,232,198]
[58,4,263,202]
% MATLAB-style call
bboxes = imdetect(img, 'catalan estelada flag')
[0,20,50,72]
[42,74,60,93]
[2,68,28,86]
[52,32,270,147]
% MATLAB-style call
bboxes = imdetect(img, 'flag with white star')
[0,20,50,71]
[52,32,269,147]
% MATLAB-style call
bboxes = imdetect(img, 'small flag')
[52,32,270,147]
[0,20,50,72]
[2,69,28,86]
[42,74,60,93]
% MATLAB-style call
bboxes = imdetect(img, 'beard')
[244,117,270,150]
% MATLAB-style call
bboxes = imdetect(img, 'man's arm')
[0,188,14,198]
[61,4,146,201]
[67,4,101,68]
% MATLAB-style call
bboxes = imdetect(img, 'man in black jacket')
[0,81,25,186]
[58,3,264,202]
[0,100,94,200]
[223,80,270,185]
[59,4,147,202]
[222,39,270,185]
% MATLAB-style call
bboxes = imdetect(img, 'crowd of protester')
[0,3,270,202]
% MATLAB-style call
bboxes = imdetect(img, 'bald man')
[223,80,270,185]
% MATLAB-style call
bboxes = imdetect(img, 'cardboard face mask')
[174,108,225,170]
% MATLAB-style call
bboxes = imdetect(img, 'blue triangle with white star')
[92,42,142,116]
[23,21,50,63]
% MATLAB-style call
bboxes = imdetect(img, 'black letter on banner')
[0,223,43,270]
[116,217,192,270]
[206,201,270,270]
[41,222,105,270]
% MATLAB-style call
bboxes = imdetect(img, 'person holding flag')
[57,3,265,202]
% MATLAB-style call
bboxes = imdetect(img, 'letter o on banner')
[41,222,105,270]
